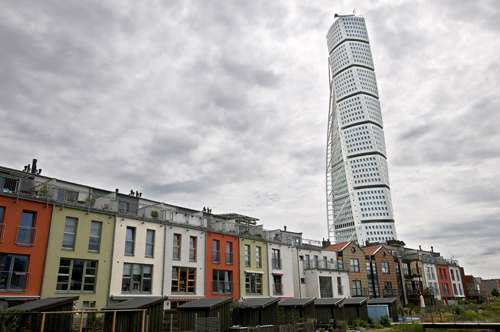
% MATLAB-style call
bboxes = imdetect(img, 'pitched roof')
[363,246,382,255]
[367,297,398,305]
[343,297,368,305]
[314,298,344,306]
[323,242,350,252]
[238,297,280,309]
[278,297,315,307]
[177,297,232,309]
[102,297,166,310]
[9,296,79,311]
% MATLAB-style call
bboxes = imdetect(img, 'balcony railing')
[212,281,233,294]
[226,252,233,265]
[0,271,30,291]
[0,224,5,242]
[272,258,282,270]
[383,288,399,297]
[273,283,284,295]
[212,251,220,263]
[351,287,370,297]
[16,227,37,246]
[304,259,349,272]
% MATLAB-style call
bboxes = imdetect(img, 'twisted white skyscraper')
[326,13,398,245]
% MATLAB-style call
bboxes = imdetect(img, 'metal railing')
[16,226,37,246]
[273,283,283,295]
[0,271,30,291]
[272,258,282,270]
[212,251,220,263]
[226,252,233,265]
[212,280,233,294]
[304,259,349,271]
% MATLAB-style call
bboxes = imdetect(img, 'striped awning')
[245,270,264,274]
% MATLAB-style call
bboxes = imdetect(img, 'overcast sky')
[1,0,499,279]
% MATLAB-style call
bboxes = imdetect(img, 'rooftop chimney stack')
[31,159,37,174]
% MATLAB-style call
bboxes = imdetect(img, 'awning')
[245,270,264,274]
[272,273,283,276]
[168,296,205,301]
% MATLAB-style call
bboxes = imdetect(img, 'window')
[62,217,77,249]
[245,272,262,294]
[337,276,343,295]
[244,245,250,267]
[88,221,101,252]
[189,236,196,261]
[56,259,97,292]
[122,263,152,293]
[338,259,343,270]
[313,255,319,268]
[272,249,281,269]
[212,240,220,263]
[323,256,328,269]
[171,267,195,293]
[320,277,333,298]
[442,283,450,295]
[173,234,181,259]
[118,201,129,213]
[0,254,29,291]
[212,270,232,294]
[145,230,155,257]
[350,258,360,272]
[384,281,393,296]
[450,270,455,281]
[0,207,4,224]
[0,207,4,242]
[226,242,233,265]
[125,227,135,255]
[17,211,36,245]
[57,189,78,202]
[453,284,458,296]
[352,280,362,296]
[256,247,261,268]
[273,275,283,295]
[304,254,310,269]
[381,262,390,274]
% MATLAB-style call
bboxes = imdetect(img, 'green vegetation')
[492,288,499,298]
[394,321,423,332]
[379,315,391,328]
[351,318,368,328]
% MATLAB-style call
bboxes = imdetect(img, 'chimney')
[115,189,119,193]
[31,159,37,174]
[322,238,331,248]
[419,245,422,250]
[284,226,287,232]
[431,246,434,252]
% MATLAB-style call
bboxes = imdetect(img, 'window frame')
[0,253,29,291]
[145,229,155,258]
[245,272,262,295]
[256,246,261,268]
[381,261,390,274]
[62,217,77,250]
[244,245,250,267]
[125,227,136,255]
[88,221,102,252]
[56,258,97,293]
[272,249,281,269]
[352,280,362,296]
[121,263,153,293]
[212,239,220,263]
[171,266,196,293]
[350,258,360,272]
[17,211,37,246]
[173,234,181,260]
[212,270,233,295]
[189,236,196,261]
[226,242,233,265]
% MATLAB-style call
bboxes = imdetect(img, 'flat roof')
[102,296,166,310]
[9,296,79,311]
[177,297,233,309]
[278,297,315,307]
[343,297,368,305]
[314,298,344,306]
[367,297,398,305]
[238,297,280,309]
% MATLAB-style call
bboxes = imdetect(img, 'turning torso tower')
[325,13,397,245]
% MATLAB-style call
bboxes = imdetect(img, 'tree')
[492,288,499,297]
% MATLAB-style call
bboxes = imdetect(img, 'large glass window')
[384,281,393,296]
[88,221,101,252]
[118,201,129,213]
[145,230,155,257]
[189,236,196,261]
[352,280,362,296]
[125,227,135,255]
[256,247,261,268]
[350,258,360,272]
[244,245,250,267]
[0,207,5,224]
[171,267,195,293]
[442,283,450,295]
[173,234,181,259]
[17,211,36,245]
[212,270,232,294]
[381,262,390,274]
[245,272,262,294]
[122,263,152,293]
[273,275,283,295]
[272,249,281,269]
[56,259,97,292]
[0,254,29,291]
[320,276,333,298]
[62,217,77,249]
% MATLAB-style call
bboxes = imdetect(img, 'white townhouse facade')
[267,241,295,298]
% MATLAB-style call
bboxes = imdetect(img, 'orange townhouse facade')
[205,232,240,300]
[0,194,53,307]
[436,264,453,303]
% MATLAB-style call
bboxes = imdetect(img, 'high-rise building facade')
[325,13,397,245]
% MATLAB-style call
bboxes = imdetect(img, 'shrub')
[397,322,423,332]
[367,316,374,326]
[379,315,391,328]
[352,319,368,328]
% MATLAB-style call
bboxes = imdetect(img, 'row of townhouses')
[0,162,477,309]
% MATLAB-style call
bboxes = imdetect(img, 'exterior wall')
[448,266,464,299]
[205,232,239,300]
[239,238,269,298]
[480,279,500,296]
[267,242,294,298]
[108,217,165,303]
[436,265,453,302]
[423,263,441,300]
[41,207,114,309]
[370,247,399,298]
[163,225,206,300]
[338,242,369,296]
[0,195,53,305]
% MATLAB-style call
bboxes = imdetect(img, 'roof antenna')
[352,9,356,15]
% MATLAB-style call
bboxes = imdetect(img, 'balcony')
[351,287,370,297]
[272,258,282,270]
[212,251,220,264]
[212,281,233,295]
[383,288,399,297]
[0,271,30,292]
[16,227,37,246]
[226,252,233,265]
[304,259,349,272]
[273,283,284,295]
